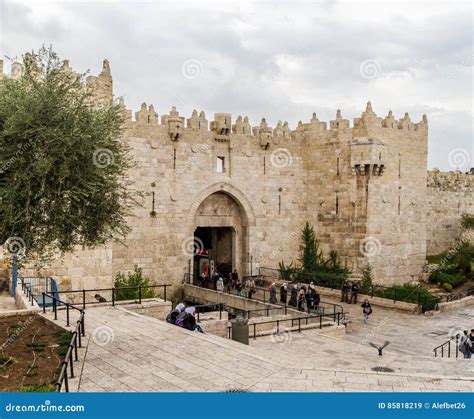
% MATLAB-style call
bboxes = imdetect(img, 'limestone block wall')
[426,171,474,255]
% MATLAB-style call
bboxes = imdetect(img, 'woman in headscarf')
[166,303,185,324]
[289,284,298,307]
[269,282,277,304]
[297,286,306,312]
[280,283,288,304]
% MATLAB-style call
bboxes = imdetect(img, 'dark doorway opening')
[194,226,234,280]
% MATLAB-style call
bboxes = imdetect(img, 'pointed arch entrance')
[188,183,255,281]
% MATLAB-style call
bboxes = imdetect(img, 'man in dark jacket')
[350,281,359,304]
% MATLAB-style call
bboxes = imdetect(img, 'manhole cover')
[423,331,446,337]
[223,389,249,393]
[371,367,394,373]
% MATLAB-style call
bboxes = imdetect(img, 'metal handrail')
[55,283,172,308]
[55,310,85,392]
[433,335,460,358]
[228,311,345,340]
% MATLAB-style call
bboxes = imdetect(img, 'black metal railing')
[257,266,441,312]
[184,272,344,318]
[55,309,85,392]
[227,311,345,340]
[433,335,460,358]
[54,284,171,308]
[439,289,474,303]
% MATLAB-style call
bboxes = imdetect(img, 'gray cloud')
[1,0,472,170]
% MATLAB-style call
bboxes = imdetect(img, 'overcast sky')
[1,0,472,171]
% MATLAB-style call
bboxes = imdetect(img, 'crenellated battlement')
[427,169,474,191]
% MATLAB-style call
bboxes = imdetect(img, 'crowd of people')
[282,282,321,313]
[165,303,204,333]
[459,330,474,359]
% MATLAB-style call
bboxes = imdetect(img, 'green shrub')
[114,265,156,301]
[429,271,466,288]
[442,283,453,292]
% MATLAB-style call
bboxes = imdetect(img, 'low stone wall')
[311,286,420,314]
[121,299,172,321]
[0,285,41,317]
[437,296,474,312]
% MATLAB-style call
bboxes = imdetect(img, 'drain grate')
[372,366,394,373]
[223,388,249,393]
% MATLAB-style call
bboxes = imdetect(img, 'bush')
[114,266,156,301]
[429,271,465,288]
[442,283,453,292]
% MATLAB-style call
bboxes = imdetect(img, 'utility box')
[230,316,249,345]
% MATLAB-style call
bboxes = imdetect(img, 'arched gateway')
[188,183,255,280]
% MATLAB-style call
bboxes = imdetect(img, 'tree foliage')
[114,265,155,301]
[0,46,139,259]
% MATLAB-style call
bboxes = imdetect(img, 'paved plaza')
[44,303,474,393]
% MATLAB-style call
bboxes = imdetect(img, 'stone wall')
[9,59,472,291]
[426,170,474,255]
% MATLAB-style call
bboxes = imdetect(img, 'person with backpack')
[166,303,185,324]
[280,283,288,304]
[361,299,372,324]
[459,330,472,359]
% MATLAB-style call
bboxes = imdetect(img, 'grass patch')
[20,383,55,392]
[9,322,26,329]
[0,354,12,366]
[56,331,73,357]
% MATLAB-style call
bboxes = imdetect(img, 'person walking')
[341,280,350,303]
[459,330,472,359]
[349,281,359,304]
[313,289,321,311]
[305,285,314,313]
[236,279,243,297]
[280,283,288,304]
[361,299,372,324]
[226,273,232,293]
[216,275,224,292]
[231,269,239,289]
[269,282,277,304]
[297,286,306,312]
[289,284,298,307]
[246,277,256,299]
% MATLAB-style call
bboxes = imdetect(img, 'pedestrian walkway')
[42,304,474,392]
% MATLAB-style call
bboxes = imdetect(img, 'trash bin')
[230,316,249,345]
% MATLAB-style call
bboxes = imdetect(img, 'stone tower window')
[216,156,225,173]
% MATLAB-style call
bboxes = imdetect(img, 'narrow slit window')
[216,156,225,173]
[336,157,340,175]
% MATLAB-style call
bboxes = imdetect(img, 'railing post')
[298,317,301,333]
[112,288,115,306]
[78,323,82,348]
[164,285,167,302]
[455,335,459,358]
[448,340,451,358]
[277,320,280,333]
[66,305,70,327]
[82,289,86,310]
[81,312,85,336]
[320,314,322,329]
[247,310,250,319]
[64,367,69,392]
[53,297,57,320]
[138,286,142,304]
[42,293,46,313]
[266,308,269,316]
[253,323,256,340]
[441,346,444,357]
[333,306,336,322]
[220,304,222,320]
[285,304,287,315]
